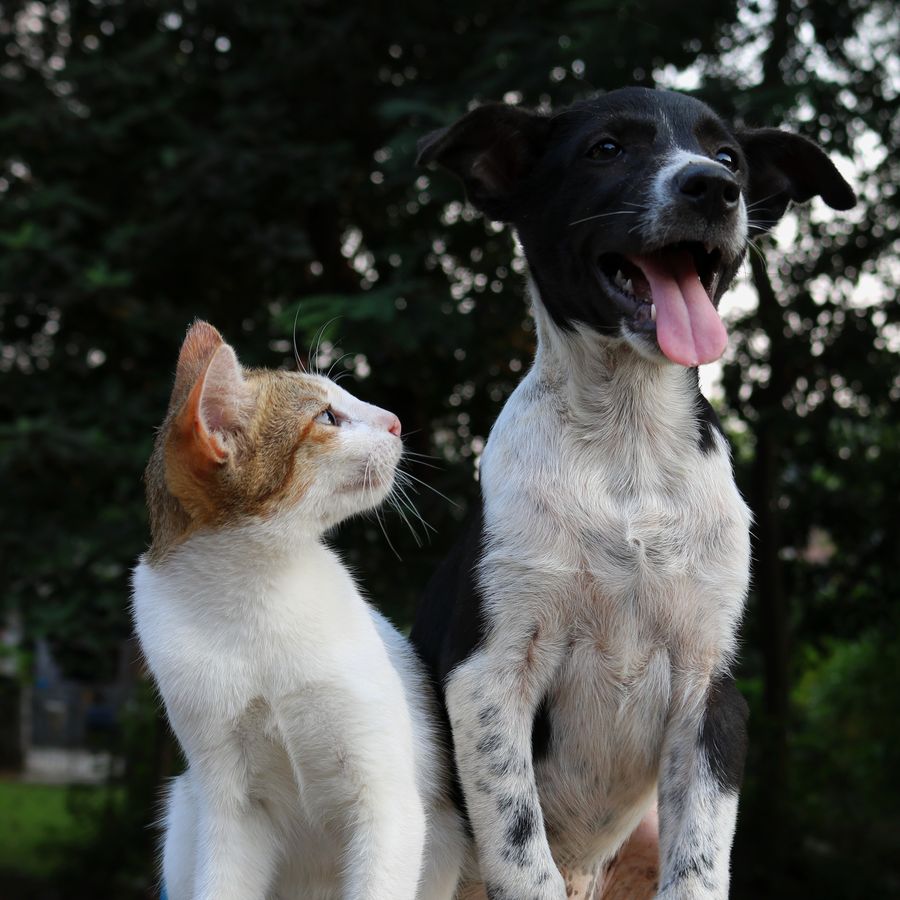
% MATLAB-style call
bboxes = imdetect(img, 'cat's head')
[145,321,402,559]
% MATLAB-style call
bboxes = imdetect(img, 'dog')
[411,87,855,899]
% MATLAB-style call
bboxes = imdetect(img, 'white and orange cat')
[131,321,464,900]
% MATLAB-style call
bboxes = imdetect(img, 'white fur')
[448,296,750,898]
[132,380,464,900]
[645,148,748,261]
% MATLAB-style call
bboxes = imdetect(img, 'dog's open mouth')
[597,242,728,366]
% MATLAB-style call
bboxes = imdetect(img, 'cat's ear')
[172,327,252,468]
[417,103,551,221]
[172,320,225,409]
[737,128,856,232]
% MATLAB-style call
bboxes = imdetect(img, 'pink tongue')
[627,250,728,367]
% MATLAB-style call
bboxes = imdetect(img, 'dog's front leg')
[656,673,749,900]
[446,626,567,900]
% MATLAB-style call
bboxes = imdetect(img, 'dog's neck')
[528,283,701,454]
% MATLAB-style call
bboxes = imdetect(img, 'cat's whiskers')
[385,465,429,547]
[394,467,459,508]
[374,454,441,547]
[364,455,403,560]
[309,316,342,376]
[399,456,442,471]
[393,475,436,536]
[326,352,354,381]
[292,306,307,374]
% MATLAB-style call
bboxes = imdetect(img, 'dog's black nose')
[676,163,740,218]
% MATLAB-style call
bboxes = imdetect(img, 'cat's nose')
[386,414,402,437]
[373,408,401,436]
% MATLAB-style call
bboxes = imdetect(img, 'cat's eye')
[587,139,623,161]
[315,408,339,427]
[715,148,739,170]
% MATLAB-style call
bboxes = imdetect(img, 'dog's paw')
[484,866,567,900]
[655,881,724,900]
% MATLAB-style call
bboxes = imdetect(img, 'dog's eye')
[587,140,623,161]
[715,148,739,171]
[315,407,339,427]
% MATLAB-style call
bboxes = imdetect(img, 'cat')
[131,320,464,900]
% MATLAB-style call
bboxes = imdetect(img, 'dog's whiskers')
[745,190,784,212]
[744,236,771,268]
[568,209,639,228]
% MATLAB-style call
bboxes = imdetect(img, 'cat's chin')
[315,475,396,529]
[337,474,389,496]
[350,479,395,514]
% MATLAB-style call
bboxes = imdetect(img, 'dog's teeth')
[623,278,633,294]
[650,303,657,320]
[614,269,627,289]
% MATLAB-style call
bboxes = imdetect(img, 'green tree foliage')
[0,1,896,897]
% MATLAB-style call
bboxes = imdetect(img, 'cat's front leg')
[445,628,567,900]
[655,673,748,900]
[188,748,281,900]
[275,683,427,900]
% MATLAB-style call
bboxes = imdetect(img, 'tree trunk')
[748,249,791,845]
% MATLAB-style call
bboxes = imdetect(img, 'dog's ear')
[737,128,856,232]
[417,103,551,221]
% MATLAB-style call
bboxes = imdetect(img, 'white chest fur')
[133,536,398,731]
[132,529,465,900]
[474,308,751,863]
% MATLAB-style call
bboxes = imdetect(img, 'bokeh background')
[1,1,897,898]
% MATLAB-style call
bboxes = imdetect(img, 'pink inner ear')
[198,345,251,435]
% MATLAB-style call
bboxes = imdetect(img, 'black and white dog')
[411,88,855,899]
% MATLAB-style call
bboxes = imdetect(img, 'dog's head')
[418,87,855,367]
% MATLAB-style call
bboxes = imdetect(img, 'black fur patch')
[531,697,552,761]
[688,365,727,454]
[701,674,749,793]
[695,391,726,454]
[411,501,488,684]
[658,778,688,815]
[477,731,504,756]
[661,855,716,893]
[500,797,541,868]
[487,754,513,777]
[479,703,501,725]
[410,501,489,822]
[507,799,538,847]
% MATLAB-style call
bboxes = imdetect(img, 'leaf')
[0,221,51,251]
[281,285,410,334]
[82,262,133,290]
